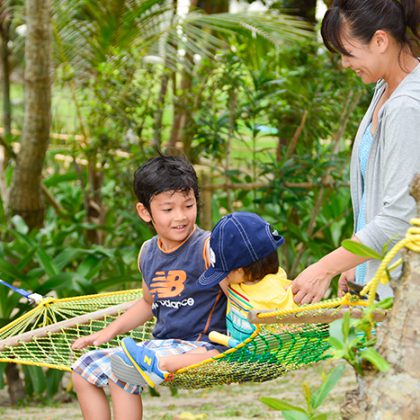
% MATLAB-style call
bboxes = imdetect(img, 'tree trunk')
[277,0,318,24]
[197,0,229,14]
[342,173,420,419]
[5,364,25,404]
[85,158,105,244]
[152,0,177,149]
[0,3,12,208]
[8,0,52,229]
[0,5,12,136]
[167,0,229,157]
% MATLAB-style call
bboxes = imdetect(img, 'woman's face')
[339,27,384,84]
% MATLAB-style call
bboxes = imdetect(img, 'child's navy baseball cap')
[198,211,284,287]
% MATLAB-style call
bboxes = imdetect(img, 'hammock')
[0,218,418,388]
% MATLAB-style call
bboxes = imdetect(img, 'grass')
[0,361,357,419]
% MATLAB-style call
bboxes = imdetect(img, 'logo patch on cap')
[209,247,216,267]
[270,225,281,240]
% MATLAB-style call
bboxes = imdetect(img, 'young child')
[111,211,298,388]
[71,156,227,420]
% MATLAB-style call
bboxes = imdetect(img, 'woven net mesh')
[170,322,330,388]
[0,288,338,388]
[0,289,154,372]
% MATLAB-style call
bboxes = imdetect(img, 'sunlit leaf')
[312,364,345,409]
[359,348,390,372]
[341,239,382,260]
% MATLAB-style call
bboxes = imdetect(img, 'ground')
[0,362,357,420]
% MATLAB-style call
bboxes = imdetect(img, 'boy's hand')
[72,329,115,350]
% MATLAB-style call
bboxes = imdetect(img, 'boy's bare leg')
[109,380,143,420]
[72,371,111,420]
[159,348,219,372]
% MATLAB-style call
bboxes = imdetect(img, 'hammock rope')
[0,217,418,387]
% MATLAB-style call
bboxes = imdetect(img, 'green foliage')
[327,302,392,376]
[19,366,65,401]
[0,206,146,323]
[261,364,345,419]
[186,38,369,277]
[341,239,382,260]
[1,0,375,404]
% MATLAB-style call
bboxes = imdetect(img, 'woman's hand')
[72,329,115,350]
[291,263,334,304]
[291,245,368,304]
[337,268,356,297]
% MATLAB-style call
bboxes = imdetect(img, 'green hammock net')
[1,215,417,388]
[0,288,333,388]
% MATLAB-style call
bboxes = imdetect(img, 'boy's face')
[136,189,197,251]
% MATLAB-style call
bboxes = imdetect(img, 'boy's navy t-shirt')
[139,226,227,343]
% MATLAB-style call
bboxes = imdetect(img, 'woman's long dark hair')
[321,0,419,56]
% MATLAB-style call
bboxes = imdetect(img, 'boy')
[71,156,227,420]
[111,211,298,388]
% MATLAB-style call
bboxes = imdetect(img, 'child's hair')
[133,155,199,212]
[321,0,419,56]
[241,250,279,283]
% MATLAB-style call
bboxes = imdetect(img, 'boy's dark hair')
[242,250,279,283]
[133,155,199,212]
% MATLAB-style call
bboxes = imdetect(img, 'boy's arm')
[72,282,154,349]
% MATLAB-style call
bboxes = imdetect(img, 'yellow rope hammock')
[0,218,419,388]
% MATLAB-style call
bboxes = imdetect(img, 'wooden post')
[198,169,212,231]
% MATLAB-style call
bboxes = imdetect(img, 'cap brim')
[198,267,229,288]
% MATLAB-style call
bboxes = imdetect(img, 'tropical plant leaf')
[22,365,47,395]
[10,214,29,234]
[302,383,312,410]
[341,239,382,260]
[377,297,393,310]
[359,348,390,372]
[328,336,344,350]
[260,397,307,413]
[312,414,328,420]
[36,247,59,278]
[312,364,345,409]
[283,411,310,420]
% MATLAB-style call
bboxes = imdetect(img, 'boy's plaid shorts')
[72,339,215,394]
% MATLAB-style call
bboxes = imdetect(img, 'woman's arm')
[291,236,369,304]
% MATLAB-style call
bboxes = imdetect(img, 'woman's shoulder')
[386,64,420,110]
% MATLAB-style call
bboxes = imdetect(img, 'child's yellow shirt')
[227,268,298,342]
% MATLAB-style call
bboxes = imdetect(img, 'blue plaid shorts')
[72,339,215,394]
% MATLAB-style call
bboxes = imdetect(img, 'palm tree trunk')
[280,0,317,24]
[8,0,52,229]
[0,3,12,208]
[0,6,12,136]
[167,0,229,157]
[197,0,229,14]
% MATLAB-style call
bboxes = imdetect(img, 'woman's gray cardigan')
[350,64,420,298]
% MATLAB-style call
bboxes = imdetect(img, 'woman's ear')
[373,29,389,53]
[136,202,152,223]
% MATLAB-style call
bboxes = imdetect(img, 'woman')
[292,0,420,304]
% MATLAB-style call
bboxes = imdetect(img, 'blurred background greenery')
[0,0,370,403]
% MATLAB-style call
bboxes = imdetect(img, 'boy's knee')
[72,371,89,392]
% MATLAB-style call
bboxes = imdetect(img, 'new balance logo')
[150,270,187,298]
[143,355,152,366]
